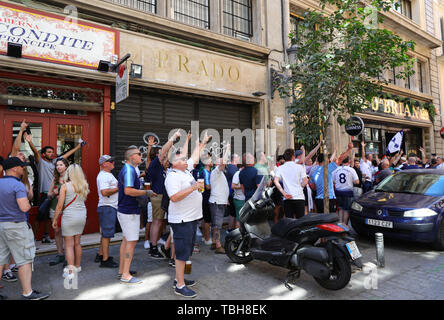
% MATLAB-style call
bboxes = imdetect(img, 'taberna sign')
[345,116,364,136]
[0,1,119,69]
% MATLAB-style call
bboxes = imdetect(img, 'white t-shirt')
[164,159,203,224]
[360,159,372,182]
[209,166,229,205]
[231,170,245,201]
[275,161,306,200]
[332,165,359,192]
[97,170,118,209]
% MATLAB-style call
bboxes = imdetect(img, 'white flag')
[386,130,403,154]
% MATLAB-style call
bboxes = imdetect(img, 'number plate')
[345,241,362,260]
[365,219,393,229]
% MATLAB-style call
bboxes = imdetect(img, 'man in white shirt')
[332,157,359,225]
[360,142,373,193]
[95,155,119,268]
[209,149,230,254]
[274,148,308,219]
[164,132,210,298]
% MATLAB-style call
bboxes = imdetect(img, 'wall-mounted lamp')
[130,64,142,78]
[7,42,22,58]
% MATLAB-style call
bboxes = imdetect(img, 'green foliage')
[276,0,416,144]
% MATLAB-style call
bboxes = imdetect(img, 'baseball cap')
[99,155,114,165]
[295,150,303,157]
[3,157,30,170]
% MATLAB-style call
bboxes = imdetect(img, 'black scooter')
[225,176,363,291]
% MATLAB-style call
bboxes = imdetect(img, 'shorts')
[117,212,140,242]
[98,206,117,238]
[209,203,227,229]
[150,195,165,220]
[170,220,197,262]
[283,199,305,219]
[0,221,36,267]
[336,195,354,211]
[233,198,245,221]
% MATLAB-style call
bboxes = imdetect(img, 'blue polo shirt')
[146,157,165,194]
[0,176,28,222]
[118,163,141,215]
[310,162,338,200]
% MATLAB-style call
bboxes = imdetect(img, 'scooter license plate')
[346,241,362,260]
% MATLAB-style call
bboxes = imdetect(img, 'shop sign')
[0,2,118,69]
[345,116,364,136]
[362,97,430,122]
[116,64,129,104]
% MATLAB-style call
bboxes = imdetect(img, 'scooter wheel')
[314,256,351,290]
[224,236,253,264]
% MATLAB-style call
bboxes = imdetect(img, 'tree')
[276,0,415,213]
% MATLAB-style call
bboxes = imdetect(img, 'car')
[350,169,444,250]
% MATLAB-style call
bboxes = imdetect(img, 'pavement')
[1,227,443,300]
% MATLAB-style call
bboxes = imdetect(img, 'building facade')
[287,0,444,159]
[0,0,289,234]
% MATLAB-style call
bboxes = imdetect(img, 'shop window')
[223,0,253,40]
[361,127,382,158]
[106,0,156,13]
[57,125,83,165]
[173,0,210,29]
[393,0,412,20]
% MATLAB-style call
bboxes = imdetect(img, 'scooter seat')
[271,213,339,238]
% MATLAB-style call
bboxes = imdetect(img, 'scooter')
[224,176,363,291]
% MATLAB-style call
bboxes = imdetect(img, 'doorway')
[1,111,101,235]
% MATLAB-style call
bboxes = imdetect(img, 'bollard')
[375,232,385,268]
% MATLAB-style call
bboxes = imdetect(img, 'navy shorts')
[170,220,197,262]
[97,206,117,238]
[336,196,354,211]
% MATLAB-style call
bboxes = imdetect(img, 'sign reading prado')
[0,1,118,69]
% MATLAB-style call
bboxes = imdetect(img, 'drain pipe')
[375,233,385,268]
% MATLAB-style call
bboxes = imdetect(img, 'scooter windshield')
[250,175,270,202]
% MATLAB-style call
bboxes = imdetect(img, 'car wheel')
[432,219,444,251]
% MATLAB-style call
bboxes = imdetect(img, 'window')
[173,0,210,29]
[392,0,412,20]
[106,0,156,13]
[386,67,397,85]
[223,0,253,40]
[417,61,424,93]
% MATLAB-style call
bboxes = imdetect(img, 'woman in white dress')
[52,164,89,279]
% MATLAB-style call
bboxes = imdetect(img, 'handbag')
[57,194,77,228]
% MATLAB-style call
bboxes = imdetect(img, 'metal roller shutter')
[112,88,253,171]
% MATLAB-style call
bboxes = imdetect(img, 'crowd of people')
[1,120,442,300]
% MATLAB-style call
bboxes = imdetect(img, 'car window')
[376,173,444,196]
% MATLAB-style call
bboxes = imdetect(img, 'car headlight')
[351,201,363,212]
[403,208,437,218]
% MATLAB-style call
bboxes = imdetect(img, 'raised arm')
[25,133,41,164]
[361,141,367,162]
[305,142,321,165]
[419,147,427,164]
[11,120,27,157]
[145,135,156,170]
[337,141,354,165]
[60,141,82,160]
[160,130,181,163]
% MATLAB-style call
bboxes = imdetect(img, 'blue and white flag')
[386,130,403,154]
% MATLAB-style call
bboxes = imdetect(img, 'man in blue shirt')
[0,157,49,300]
[117,147,156,284]
[239,153,262,201]
[310,142,353,213]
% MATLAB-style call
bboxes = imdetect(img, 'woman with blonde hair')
[52,164,89,279]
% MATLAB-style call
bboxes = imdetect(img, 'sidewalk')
[35,230,146,256]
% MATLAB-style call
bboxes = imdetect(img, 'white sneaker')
[203,239,212,245]
[144,240,150,249]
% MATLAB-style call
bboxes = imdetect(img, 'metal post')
[375,232,385,268]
